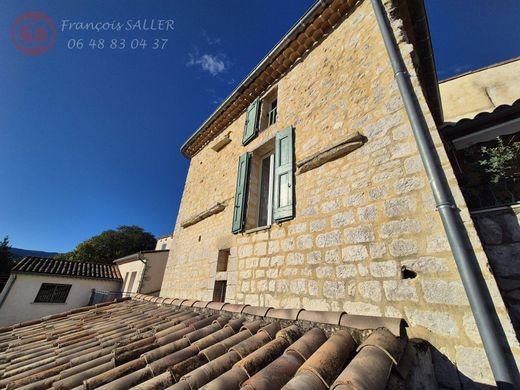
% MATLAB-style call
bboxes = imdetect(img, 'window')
[242,87,278,146]
[212,280,227,302]
[217,249,230,272]
[232,126,294,233]
[257,153,275,227]
[34,283,72,303]
[259,88,278,131]
[161,243,167,250]
[268,99,278,127]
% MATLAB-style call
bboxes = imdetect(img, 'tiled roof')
[0,295,425,389]
[11,257,122,280]
[442,98,520,129]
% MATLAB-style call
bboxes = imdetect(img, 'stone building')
[160,0,519,386]
[439,58,520,337]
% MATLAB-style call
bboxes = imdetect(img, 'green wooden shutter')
[273,126,294,222]
[232,153,251,233]
[242,98,260,145]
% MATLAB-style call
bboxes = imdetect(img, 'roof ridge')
[132,293,406,337]
[10,256,122,280]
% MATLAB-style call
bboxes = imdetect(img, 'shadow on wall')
[472,206,520,339]
[427,343,496,390]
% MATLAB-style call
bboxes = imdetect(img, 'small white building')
[115,250,169,296]
[0,257,122,327]
[155,234,172,250]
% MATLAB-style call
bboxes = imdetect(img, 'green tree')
[0,236,13,273]
[54,225,156,264]
[478,136,520,183]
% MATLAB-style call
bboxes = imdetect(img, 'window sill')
[31,302,67,305]
[244,225,271,234]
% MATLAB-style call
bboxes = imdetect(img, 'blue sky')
[1,1,519,253]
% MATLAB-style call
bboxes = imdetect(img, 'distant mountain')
[9,247,59,259]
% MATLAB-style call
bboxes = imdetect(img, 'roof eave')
[180,0,330,159]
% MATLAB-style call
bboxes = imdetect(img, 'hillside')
[9,247,59,259]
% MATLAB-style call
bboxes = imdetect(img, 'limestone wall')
[473,205,520,336]
[161,0,519,386]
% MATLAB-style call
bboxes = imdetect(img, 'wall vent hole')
[401,266,417,279]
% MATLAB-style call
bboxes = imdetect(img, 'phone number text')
[67,38,168,50]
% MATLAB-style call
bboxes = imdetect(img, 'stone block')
[426,234,450,253]
[370,261,398,277]
[343,301,382,316]
[238,245,253,258]
[421,280,468,305]
[270,255,284,267]
[290,279,307,294]
[288,222,307,235]
[287,252,305,265]
[405,308,457,337]
[380,219,421,238]
[336,264,358,278]
[316,231,341,247]
[331,211,355,227]
[384,197,416,217]
[325,249,341,263]
[297,234,314,249]
[357,205,377,221]
[341,245,369,262]
[321,200,340,213]
[384,280,418,301]
[310,219,326,232]
[281,238,295,251]
[401,256,450,274]
[254,242,267,256]
[323,281,346,299]
[404,155,422,174]
[389,239,418,257]
[316,266,334,279]
[369,243,387,259]
[358,281,382,302]
[395,176,424,194]
[344,226,375,244]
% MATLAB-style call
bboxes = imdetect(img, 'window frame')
[34,283,72,304]
[256,152,275,228]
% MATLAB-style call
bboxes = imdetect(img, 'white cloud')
[187,48,228,76]
[197,54,226,75]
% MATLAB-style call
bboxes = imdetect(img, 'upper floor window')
[34,283,72,303]
[242,87,279,146]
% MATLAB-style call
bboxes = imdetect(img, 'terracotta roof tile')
[0,295,425,389]
[11,256,122,280]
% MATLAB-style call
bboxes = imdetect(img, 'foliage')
[54,225,156,264]
[0,236,13,273]
[478,136,520,183]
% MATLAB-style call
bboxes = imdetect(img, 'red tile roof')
[11,257,122,280]
[0,295,425,389]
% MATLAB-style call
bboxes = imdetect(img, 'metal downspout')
[369,0,520,387]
